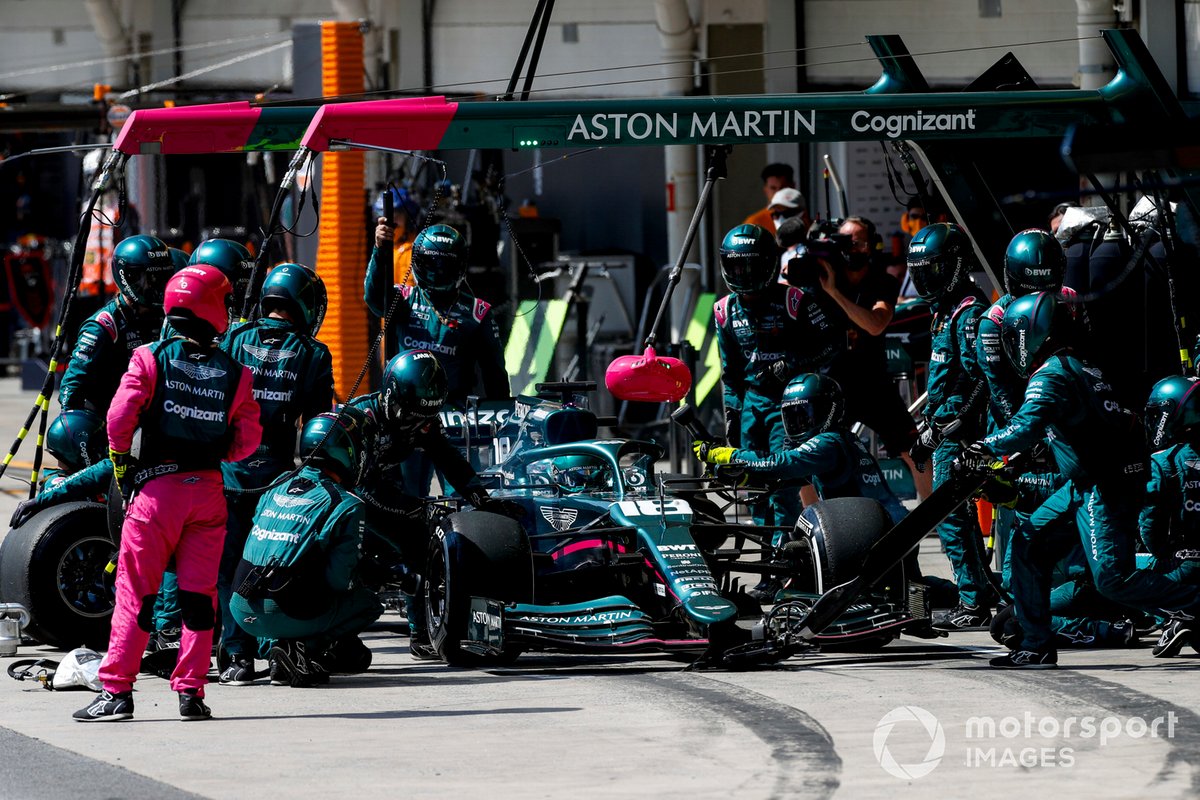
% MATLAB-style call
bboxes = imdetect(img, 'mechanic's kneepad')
[137,594,158,633]
[179,590,216,631]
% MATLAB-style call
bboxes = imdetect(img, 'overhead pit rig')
[105,28,1198,298]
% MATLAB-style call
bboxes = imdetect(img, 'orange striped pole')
[316,21,369,400]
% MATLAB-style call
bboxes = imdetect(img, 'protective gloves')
[109,448,134,501]
[908,426,938,471]
[692,440,735,465]
[761,359,793,390]
[954,442,997,475]
[955,442,1019,506]
[461,485,489,508]
[10,497,44,529]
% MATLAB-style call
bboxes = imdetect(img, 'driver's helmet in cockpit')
[550,454,610,493]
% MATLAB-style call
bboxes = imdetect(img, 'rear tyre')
[425,511,532,666]
[0,502,115,650]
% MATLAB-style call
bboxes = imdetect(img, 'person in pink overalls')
[74,265,261,722]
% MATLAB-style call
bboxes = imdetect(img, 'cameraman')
[807,217,925,497]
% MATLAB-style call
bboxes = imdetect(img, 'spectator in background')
[744,163,796,235]
[768,188,810,234]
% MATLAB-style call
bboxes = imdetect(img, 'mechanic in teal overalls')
[713,223,842,535]
[9,410,111,528]
[976,230,1133,650]
[696,373,909,602]
[696,373,907,531]
[348,349,521,659]
[364,222,510,497]
[977,230,1076,587]
[214,263,335,685]
[230,411,382,688]
[59,235,174,412]
[904,223,994,632]
[1139,375,1200,656]
[966,292,1200,668]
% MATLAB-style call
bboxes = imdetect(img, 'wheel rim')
[56,536,116,618]
[425,541,449,633]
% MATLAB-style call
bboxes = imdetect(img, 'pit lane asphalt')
[0,377,1196,799]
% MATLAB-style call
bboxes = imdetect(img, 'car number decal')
[616,499,691,517]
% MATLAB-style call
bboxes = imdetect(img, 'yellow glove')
[109,448,133,499]
[704,446,735,465]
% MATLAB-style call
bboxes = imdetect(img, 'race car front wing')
[462,594,711,656]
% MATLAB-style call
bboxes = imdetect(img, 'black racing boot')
[178,689,212,721]
[1151,618,1194,658]
[269,640,330,687]
[73,690,134,722]
[933,603,992,632]
[141,627,182,679]
[320,636,373,674]
[409,633,439,661]
[990,645,1058,669]
[989,604,1021,649]
[218,656,258,686]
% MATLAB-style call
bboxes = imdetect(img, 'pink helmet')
[164,265,233,339]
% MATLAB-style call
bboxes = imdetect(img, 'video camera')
[785,231,853,292]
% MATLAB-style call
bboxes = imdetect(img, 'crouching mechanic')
[10,410,111,528]
[74,265,261,722]
[348,349,521,659]
[230,412,382,687]
[695,373,907,532]
[962,292,1200,668]
[695,373,907,601]
[904,223,994,632]
[1139,375,1200,655]
[215,263,334,685]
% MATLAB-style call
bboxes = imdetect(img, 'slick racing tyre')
[798,497,893,588]
[106,477,125,543]
[426,511,533,667]
[0,502,115,650]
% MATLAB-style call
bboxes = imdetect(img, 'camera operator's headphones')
[844,215,884,256]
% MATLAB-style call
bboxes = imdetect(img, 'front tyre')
[425,511,532,666]
[0,502,114,650]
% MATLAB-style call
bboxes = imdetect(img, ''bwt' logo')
[873,706,945,780]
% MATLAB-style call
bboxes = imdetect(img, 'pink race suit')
[100,343,260,695]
